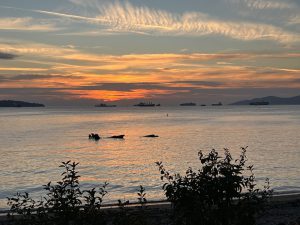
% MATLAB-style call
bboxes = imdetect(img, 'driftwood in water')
[108,135,125,139]
[144,134,159,138]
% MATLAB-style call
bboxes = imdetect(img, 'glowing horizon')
[0,0,299,105]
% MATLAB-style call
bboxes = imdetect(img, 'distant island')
[231,95,300,105]
[180,102,196,106]
[249,101,269,105]
[0,100,45,107]
[212,102,222,106]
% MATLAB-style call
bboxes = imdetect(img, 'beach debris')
[144,134,159,138]
[89,133,101,141]
[108,135,125,139]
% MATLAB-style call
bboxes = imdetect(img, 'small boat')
[134,102,155,107]
[180,102,196,106]
[249,101,269,105]
[144,134,159,138]
[95,103,116,107]
[212,102,222,106]
[200,104,206,106]
[108,135,125,139]
[156,104,161,106]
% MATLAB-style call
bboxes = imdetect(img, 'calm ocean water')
[0,106,300,209]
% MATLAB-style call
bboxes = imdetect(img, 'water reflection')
[0,106,300,209]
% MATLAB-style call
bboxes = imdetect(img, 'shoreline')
[1,192,299,213]
[1,194,299,225]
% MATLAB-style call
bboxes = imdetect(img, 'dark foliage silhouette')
[7,161,108,225]
[156,147,272,225]
[7,148,272,225]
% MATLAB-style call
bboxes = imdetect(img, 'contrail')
[0,5,172,31]
[0,5,107,23]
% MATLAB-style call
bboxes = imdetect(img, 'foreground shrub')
[7,161,149,225]
[7,161,108,225]
[7,148,273,225]
[156,147,272,225]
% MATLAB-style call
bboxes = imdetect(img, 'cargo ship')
[134,102,155,107]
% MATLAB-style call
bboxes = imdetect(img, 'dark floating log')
[108,135,125,139]
[89,133,101,141]
[144,134,159,138]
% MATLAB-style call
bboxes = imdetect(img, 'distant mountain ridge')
[0,100,45,107]
[231,95,300,105]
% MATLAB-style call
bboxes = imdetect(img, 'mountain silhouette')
[0,100,45,107]
[231,95,300,105]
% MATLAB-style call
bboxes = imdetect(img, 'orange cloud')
[0,67,48,71]
[1,41,299,102]
[60,89,188,101]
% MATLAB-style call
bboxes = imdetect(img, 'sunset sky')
[0,0,299,105]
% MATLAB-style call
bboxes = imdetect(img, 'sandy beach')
[256,194,300,225]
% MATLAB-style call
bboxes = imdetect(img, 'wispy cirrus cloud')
[1,2,299,43]
[289,15,300,25]
[78,1,300,43]
[228,0,295,10]
[0,5,107,27]
[0,17,59,31]
[226,0,300,28]
[0,42,76,56]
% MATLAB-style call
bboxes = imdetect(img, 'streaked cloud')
[2,54,299,101]
[60,89,188,101]
[0,52,17,59]
[227,0,300,28]
[2,39,299,64]
[75,1,300,43]
[0,1,299,104]
[2,2,298,43]
[0,42,76,56]
[0,74,84,81]
[228,0,295,10]
[289,15,300,25]
[0,67,48,72]
[0,17,59,31]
